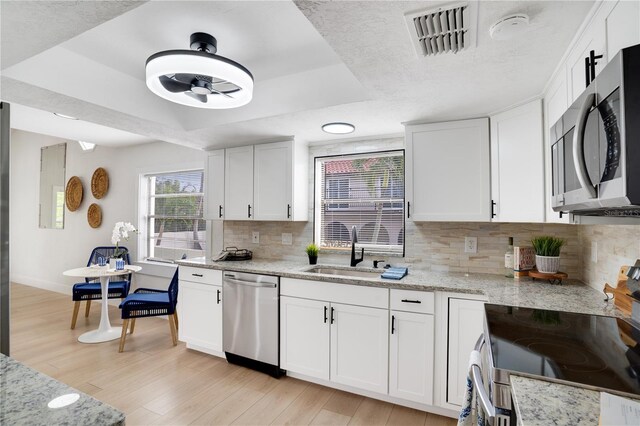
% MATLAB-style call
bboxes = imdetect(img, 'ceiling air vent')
[404,2,477,57]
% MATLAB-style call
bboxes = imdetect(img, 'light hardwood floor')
[10,283,457,426]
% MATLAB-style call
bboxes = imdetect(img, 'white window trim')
[136,162,205,264]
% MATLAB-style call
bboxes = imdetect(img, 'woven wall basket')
[91,167,109,199]
[87,203,102,228]
[65,176,83,212]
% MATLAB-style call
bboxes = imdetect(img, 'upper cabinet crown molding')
[405,118,490,222]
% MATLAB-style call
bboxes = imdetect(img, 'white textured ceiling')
[0,1,594,150]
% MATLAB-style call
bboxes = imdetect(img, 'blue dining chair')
[70,246,132,329]
[118,269,179,352]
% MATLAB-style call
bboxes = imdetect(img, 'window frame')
[313,149,406,257]
[138,167,206,263]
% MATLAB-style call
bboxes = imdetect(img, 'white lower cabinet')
[177,268,223,356]
[280,296,330,380]
[330,303,389,394]
[389,310,434,405]
[446,298,485,406]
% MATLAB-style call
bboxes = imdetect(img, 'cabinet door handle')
[192,273,203,278]
[391,315,395,334]
[248,204,252,218]
[407,201,411,218]
[330,307,335,324]
[324,306,328,323]
[287,204,291,219]
[491,200,496,219]
[401,299,421,304]
[216,289,221,304]
[218,205,223,218]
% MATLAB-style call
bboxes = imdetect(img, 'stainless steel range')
[475,304,640,425]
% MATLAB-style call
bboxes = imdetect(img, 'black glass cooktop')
[485,304,640,396]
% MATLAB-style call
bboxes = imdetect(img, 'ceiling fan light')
[146,51,253,109]
[322,122,355,134]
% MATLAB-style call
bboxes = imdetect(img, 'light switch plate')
[465,237,477,253]
[282,233,293,245]
[252,231,260,244]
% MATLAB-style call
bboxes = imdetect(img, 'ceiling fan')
[145,32,253,109]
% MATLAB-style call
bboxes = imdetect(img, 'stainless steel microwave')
[551,43,640,216]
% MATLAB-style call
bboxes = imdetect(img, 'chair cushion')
[119,292,169,308]
[72,281,129,300]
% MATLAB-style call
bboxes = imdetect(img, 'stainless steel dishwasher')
[222,271,282,377]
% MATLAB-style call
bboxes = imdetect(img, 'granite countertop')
[510,375,601,426]
[0,354,124,426]
[176,258,621,317]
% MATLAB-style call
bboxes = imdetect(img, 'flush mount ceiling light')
[145,32,253,109]
[489,14,529,40]
[322,122,355,134]
[53,112,78,120]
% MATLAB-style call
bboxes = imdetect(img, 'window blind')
[146,169,206,261]
[315,151,405,255]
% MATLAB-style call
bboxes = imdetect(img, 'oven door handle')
[572,93,597,199]
[472,335,496,423]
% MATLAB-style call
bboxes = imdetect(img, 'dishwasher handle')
[471,335,496,423]
[223,276,277,288]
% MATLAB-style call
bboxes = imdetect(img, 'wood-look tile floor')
[10,283,457,426]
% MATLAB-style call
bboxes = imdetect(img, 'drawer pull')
[324,306,328,323]
[217,289,221,304]
[391,315,395,334]
[401,299,421,304]
[192,273,203,278]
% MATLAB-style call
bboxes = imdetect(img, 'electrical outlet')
[252,231,260,244]
[591,241,598,263]
[464,237,477,253]
[282,233,292,245]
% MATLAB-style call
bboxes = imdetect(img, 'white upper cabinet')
[566,17,607,103]
[605,0,640,61]
[490,100,544,223]
[213,140,308,222]
[204,149,225,220]
[253,140,308,221]
[224,146,254,220]
[406,118,491,222]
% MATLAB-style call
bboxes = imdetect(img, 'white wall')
[10,129,206,294]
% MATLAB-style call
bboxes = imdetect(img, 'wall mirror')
[39,143,67,229]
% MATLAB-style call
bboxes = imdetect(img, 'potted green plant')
[531,236,565,274]
[305,243,319,265]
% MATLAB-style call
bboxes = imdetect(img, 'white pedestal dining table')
[63,265,142,343]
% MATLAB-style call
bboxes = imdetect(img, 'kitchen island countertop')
[0,353,125,426]
[176,258,622,318]
[510,375,601,426]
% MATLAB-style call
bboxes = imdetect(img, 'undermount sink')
[305,266,381,279]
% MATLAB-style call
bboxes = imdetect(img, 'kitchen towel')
[457,350,484,426]
[381,267,408,280]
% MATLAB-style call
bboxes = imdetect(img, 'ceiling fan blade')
[209,86,234,99]
[186,92,207,103]
[159,75,191,93]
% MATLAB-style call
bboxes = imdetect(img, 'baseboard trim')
[11,274,70,295]
[286,371,459,419]
[11,275,121,306]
